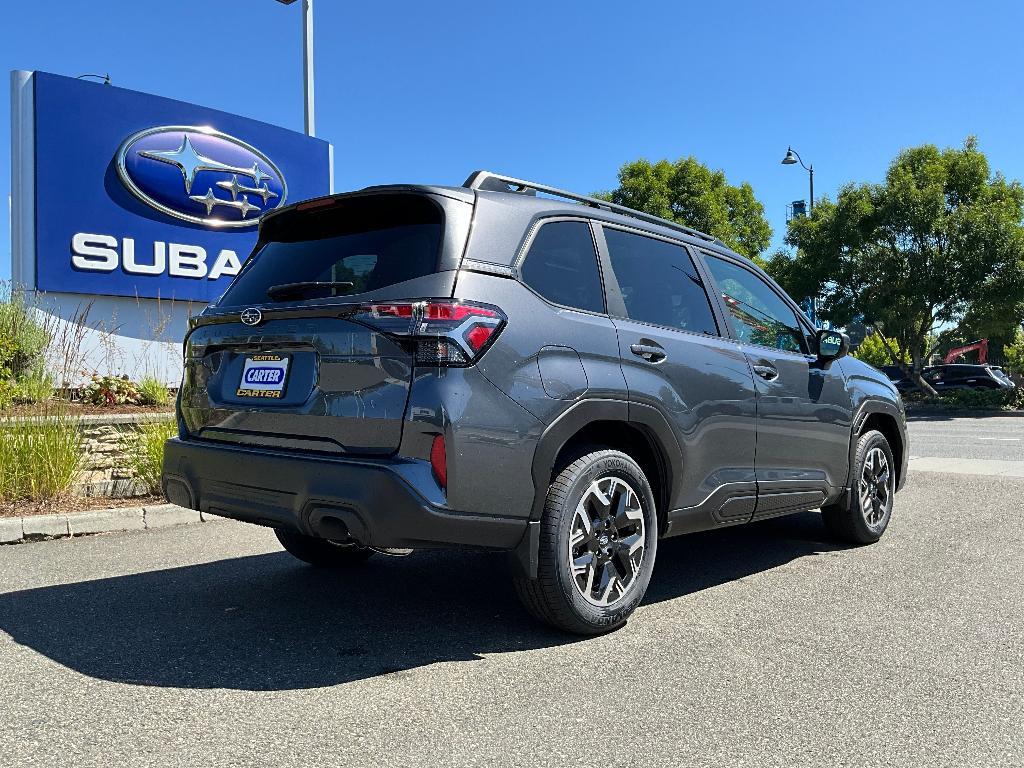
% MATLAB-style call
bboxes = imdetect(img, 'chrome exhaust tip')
[369,547,414,557]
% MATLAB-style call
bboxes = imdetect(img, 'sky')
[4,0,1024,282]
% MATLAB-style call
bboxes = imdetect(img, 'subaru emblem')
[240,308,263,326]
[116,126,287,228]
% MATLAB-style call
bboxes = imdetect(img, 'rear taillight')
[348,299,506,366]
[430,434,447,489]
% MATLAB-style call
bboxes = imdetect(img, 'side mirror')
[817,329,849,362]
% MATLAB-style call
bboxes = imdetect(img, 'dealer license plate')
[236,354,290,399]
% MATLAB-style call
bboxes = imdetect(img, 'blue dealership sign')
[29,71,331,301]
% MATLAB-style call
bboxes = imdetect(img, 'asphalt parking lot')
[1,414,1022,768]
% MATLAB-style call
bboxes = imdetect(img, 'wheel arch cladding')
[531,401,675,536]
[859,412,905,489]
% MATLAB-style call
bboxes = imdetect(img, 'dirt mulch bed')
[2,494,164,519]
[1,402,174,418]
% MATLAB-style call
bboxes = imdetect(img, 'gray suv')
[163,171,908,634]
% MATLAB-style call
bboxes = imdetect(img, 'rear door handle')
[752,364,779,381]
[630,343,667,363]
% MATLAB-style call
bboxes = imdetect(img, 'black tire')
[275,528,374,567]
[513,450,658,635]
[822,429,895,545]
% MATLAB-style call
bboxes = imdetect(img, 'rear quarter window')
[519,220,605,314]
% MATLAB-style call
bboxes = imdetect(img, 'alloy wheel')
[567,476,646,607]
[859,446,891,528]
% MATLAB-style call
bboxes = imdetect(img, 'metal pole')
[302,0,315,136]
[809,165,814,211]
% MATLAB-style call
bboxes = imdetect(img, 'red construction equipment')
[943,339,988,364]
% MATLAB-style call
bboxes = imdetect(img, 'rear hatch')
[179,190,472,455]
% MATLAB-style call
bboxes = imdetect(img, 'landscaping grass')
[121,419,178,495]
[137,375,172,407]
[0,413,83,504]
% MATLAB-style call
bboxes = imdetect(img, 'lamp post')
[275,0,316,136]
[75,73,111,85]
[781,146,813,211]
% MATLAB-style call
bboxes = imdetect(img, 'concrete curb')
[1,502,209,545]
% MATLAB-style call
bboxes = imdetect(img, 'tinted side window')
[704,255,806,353]
[603,228,718,335]
[520,221,605,313]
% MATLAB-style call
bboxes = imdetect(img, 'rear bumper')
[161,438,527,550]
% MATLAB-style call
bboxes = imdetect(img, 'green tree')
[768,138,1024,394]
[599,157,772,263]
[937,291,1024,364]
[1004,328,1024,375]
[853,332,907,369]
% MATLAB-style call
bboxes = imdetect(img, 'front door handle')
[752,364,779,381]
[630,343,667,363]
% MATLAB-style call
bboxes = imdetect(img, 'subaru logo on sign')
[239,308,263,326]
[116,126,287,228]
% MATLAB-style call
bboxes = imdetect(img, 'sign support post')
[10,70,35,289]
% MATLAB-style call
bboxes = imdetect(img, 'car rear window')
[219,194,443,306]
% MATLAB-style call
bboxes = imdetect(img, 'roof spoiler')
[462,170,719,244]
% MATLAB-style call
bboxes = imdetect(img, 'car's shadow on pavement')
[0,512,841,691]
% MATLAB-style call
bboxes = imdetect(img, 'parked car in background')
[922,364,1017,392]
[877,363,1015,394]
[879,366,917,394]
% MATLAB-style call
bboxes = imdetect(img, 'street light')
[275,0,316,136]
[76,73,111,85]
[781,146,813,211]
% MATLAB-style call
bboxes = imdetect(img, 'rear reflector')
[464,324,495,351]
[430,434,447,489]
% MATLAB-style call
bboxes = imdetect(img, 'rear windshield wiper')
[266,281,355,301]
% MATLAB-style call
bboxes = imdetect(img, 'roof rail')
[462,170,719,243]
